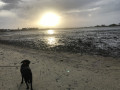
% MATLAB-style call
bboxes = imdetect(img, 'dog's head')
[21,60,30,66]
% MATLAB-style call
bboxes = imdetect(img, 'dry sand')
[0,44,120,90]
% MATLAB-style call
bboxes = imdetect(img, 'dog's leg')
[21,75,23,84]
[30,82,33,90]
[30,74,33,90]
[25,80,29,89]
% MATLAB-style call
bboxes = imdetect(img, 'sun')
[39,12,60,27]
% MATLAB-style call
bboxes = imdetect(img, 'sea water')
[0,27,120,57]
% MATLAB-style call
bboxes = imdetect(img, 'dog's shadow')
[18,83,23,90]
[18,83,32,90]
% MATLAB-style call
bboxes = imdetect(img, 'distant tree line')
[21,28,39,30]
[0,27,39,32]
[95,23,120,27]
[0,29,11,32]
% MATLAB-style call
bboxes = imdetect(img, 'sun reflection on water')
[47,37,56,45]
[47,30,54,34]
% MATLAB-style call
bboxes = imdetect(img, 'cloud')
[93,0,120,13]
[66,7,100,13]
[0,0,7,8]
[1,0,20,3]
[0,10,16,17]
[1,0,21,10]
[0,0,120,28]
[1,0,100,15]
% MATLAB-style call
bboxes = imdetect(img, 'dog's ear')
[21,60,30,64]
[25,60,30,64]
[28,61,30,64]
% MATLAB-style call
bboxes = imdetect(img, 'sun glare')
[47,30,54,34]
[40,12,60,27]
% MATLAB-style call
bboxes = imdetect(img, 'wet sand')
[0,44,120,90]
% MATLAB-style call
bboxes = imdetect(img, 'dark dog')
[20,60,33,90]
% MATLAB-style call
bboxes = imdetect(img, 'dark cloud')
[1,0,21,10]
[1,0,20,3]
[1,0,99,13]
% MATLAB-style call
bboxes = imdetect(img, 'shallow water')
[0,27,120,56]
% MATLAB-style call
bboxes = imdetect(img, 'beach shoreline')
[0,44,120,90]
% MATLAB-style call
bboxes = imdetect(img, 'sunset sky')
[0,0,120,29]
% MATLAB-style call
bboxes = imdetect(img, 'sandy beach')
[0,44,120,90]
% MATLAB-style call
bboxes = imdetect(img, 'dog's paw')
[26,87,29,89]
